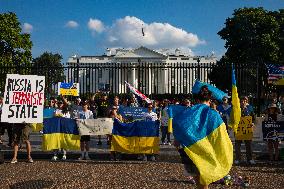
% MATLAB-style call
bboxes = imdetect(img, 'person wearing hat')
[264,103,281,161]
[234,96,256,165]
[77,101,94,160]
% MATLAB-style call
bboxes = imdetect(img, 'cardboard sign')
[119,106,149,121]
[1,74,45,123]
[262,121,284,141]
[76,118,113,135]
[235,116,253,140]
[58,82,79,96]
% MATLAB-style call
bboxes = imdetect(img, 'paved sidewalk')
[1,132,284,161]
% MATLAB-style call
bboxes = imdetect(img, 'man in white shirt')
[143,104,158,121]
[139,103,158,161]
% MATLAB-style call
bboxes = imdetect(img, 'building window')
[181,58,189,60]
[169,58,177,60]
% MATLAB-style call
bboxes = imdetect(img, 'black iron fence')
[0,61,279,114]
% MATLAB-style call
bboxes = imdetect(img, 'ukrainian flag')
[228,66,241,133]
[169,104,233,185]
[59,82,79,96]
[30,108,56,132]
[111,119,160,154]
[42,117,80,151]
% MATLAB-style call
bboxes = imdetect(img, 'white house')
[66,46,217,94]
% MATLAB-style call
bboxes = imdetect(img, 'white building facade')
[66,46,217,94]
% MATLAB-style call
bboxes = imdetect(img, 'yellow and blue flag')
[228,66,241,133]
[30,108,56,132]
[42,117,80,151]
[169,104,233,185]
[58,82,79,96]
[111,119,160,154]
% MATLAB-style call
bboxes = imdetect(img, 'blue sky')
[1,0,283,62]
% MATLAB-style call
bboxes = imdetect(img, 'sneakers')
[85,155,91,160]
[11,159,17,164]
[78,156,84,160]
[234,160,240,165]
[28,158,34,163]
[62,155,67,161]
[248,160,256,165]
[162,142,166,145]
[51,155,58,161]
[167,142,171,145]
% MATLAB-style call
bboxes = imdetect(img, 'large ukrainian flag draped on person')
[42,117,80,151]
[111,119,160,154]
[228,66,241,133]
[169,104,233,185]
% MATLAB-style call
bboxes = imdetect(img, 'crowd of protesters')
[0,91,284,166]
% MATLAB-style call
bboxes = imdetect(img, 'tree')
[0,12,32,66]
[209,8,284,97]
[32,52,65,96]
[217,7,282,64]
[0,12,33,92]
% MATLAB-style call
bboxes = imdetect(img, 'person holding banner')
[234,96,256,165]
[0,96,13,147]
[264,103,281,161]
[96,94,110,145]
[11,122,33,163]
[77,101,94,160]
[51,100,70,161]
[109,105,123,161]
[139,103,158,161]
[161,99,171,145]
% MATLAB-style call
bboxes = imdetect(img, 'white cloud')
[65,20,79,28]
[22,23,33,33]
[88,18,105,33]
[91,16,205,50]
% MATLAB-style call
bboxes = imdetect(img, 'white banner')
[76,118,113,135]
[1,74,45,123]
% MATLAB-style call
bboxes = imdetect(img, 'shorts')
[13,123,30,144]
[80,135,90,142]
[178,148,198,176]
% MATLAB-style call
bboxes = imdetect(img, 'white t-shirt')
[55,109,71,118]
[143,111,158,122]
[161,107,169,126]
[77,110,94,119]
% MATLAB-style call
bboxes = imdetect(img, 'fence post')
[256,60,261,116]
[76,57,80,83]
[197,58,200,80]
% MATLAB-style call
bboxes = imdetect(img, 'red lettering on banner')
[11,92,44,106]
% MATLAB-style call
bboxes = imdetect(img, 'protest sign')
[76,118,113,135]
[262,121,284,141]
[235,116,253,140]
[119,106,149,121]
[58,82,79,96]
[1,74,45,123]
